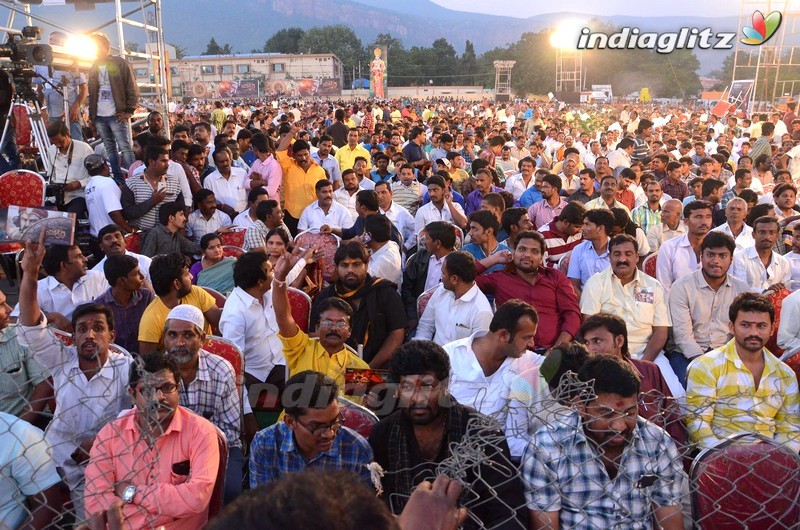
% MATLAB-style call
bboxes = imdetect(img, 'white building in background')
[129,49,343,99]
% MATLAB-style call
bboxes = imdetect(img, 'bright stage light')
[549,22,581,49]
[64,34,98,60]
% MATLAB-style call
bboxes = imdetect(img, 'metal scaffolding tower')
[493,60,515,102]
[732,0,800,111]
[555,47,582,94]
[0,0,169,114]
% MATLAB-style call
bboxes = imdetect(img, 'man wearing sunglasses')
[249,371,374,488]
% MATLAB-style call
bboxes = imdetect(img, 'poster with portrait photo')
[2,206,75,245]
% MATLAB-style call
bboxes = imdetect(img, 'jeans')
[225,446,244,504]
[666,350,692,390]
[0,124,19,173]
[94,115,133,183]
[49,117,83,142]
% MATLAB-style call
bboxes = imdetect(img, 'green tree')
[203,37,232,56]
[461,40,478,86]
[168,42,187,59]
[263,27,305,53]
[299,25,368,86]
[125,41,140,54]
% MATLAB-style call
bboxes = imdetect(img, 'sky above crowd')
[431,0,741,18]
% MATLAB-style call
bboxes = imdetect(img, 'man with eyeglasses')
[249,371,374,488]
[84,351,220,529]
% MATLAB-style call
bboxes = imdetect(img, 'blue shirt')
[466,186,504,216]
[241,149,257,167]
[519,187,543,208]
[249,421,374,487]
[422,189,466,210]
[370,169,396,184]
[462,242,512,273]
[566,240,611,289]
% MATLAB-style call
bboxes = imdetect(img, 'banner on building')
[217,79,260,98]
[297,77,341,97]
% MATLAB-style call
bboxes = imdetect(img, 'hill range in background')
[26,0,744,74]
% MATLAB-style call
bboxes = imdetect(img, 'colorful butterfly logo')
[741,10,782,45]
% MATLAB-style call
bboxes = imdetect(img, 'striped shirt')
[631,204,662,235]
[178,350,242,449]
[249,421,373,487]
[686,339,800,453]
[391,181,426,216]
[94,288,154,354]
[522,411,686,529]
[124,172,182,231]
[539,220,583,267]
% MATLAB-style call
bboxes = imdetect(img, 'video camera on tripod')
[0,26,53,100]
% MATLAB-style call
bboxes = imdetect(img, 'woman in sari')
[190,233,236,294]
[266,228,311,289]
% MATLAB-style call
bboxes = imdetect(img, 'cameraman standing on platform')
[45,121,92,217]
[87,32,138,185]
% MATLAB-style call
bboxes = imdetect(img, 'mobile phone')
[157,181,166,192]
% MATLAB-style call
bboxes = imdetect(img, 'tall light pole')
[550,25,583,95]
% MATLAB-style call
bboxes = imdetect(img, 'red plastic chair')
[124,232,142,254]
[337,396,379,438]
[766,288,791,357]
[0,170,46,208]
[294,230,341,283]
[206,426,229,521]
[691,433,800,529]
[784,351,800,385]
[287,287,312,333]
[219,229,245,248]
[204,335,244,404]
[642,252,658,277]
[221,245,244,258]
[202,286,227,309]
[416,285,438,319]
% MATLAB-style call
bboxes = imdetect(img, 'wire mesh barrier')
[2,326,800,529]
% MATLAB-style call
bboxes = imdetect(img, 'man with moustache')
[161,304,242,502]
[91,223,152,286]
[522,356,686,530]
[84,352,220,529]
[369,340,528,529]
[686,293,800,452]
[17,233,133,523]
[310,242,406,369]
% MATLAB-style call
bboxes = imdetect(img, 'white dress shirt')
[414,283,493,346]
[91,250,152,287]
[778,289,800,353]
[17,315,132,487]
[731,246,792,292]
[186,209,233,243]
[414,201,465,240]
[655,233,701,292]
[381,201,416,251]
[443,333,533,426]
[203,167,249,213]
[233,209,257,230]
[297,200,353,232]
[218,260,305,381]
[504,172,536,201]
[424,253,446,291]
[333,187,360,223]
[711,222,755,252]
[12,271,107,319]
[367,241,402,287]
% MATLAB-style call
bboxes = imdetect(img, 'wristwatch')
[122,484,137,504]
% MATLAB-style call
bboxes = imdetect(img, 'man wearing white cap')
[163,304,244,502]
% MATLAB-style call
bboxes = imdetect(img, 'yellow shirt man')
[335,144,372,172]
[279,329,368,391]
[138,286,215,347]
[276,149,327,219]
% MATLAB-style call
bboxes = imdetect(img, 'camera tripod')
[0,95,51,174]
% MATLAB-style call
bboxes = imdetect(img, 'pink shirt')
[247,154,282,199]
[85,407,220,530]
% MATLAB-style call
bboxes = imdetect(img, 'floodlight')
[65,34,98,60]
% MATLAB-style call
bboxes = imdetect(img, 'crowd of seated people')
[3,98,800,530]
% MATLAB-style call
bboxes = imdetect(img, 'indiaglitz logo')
[741,10,782,46]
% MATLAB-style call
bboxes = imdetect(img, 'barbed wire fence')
[3,327,800,529]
